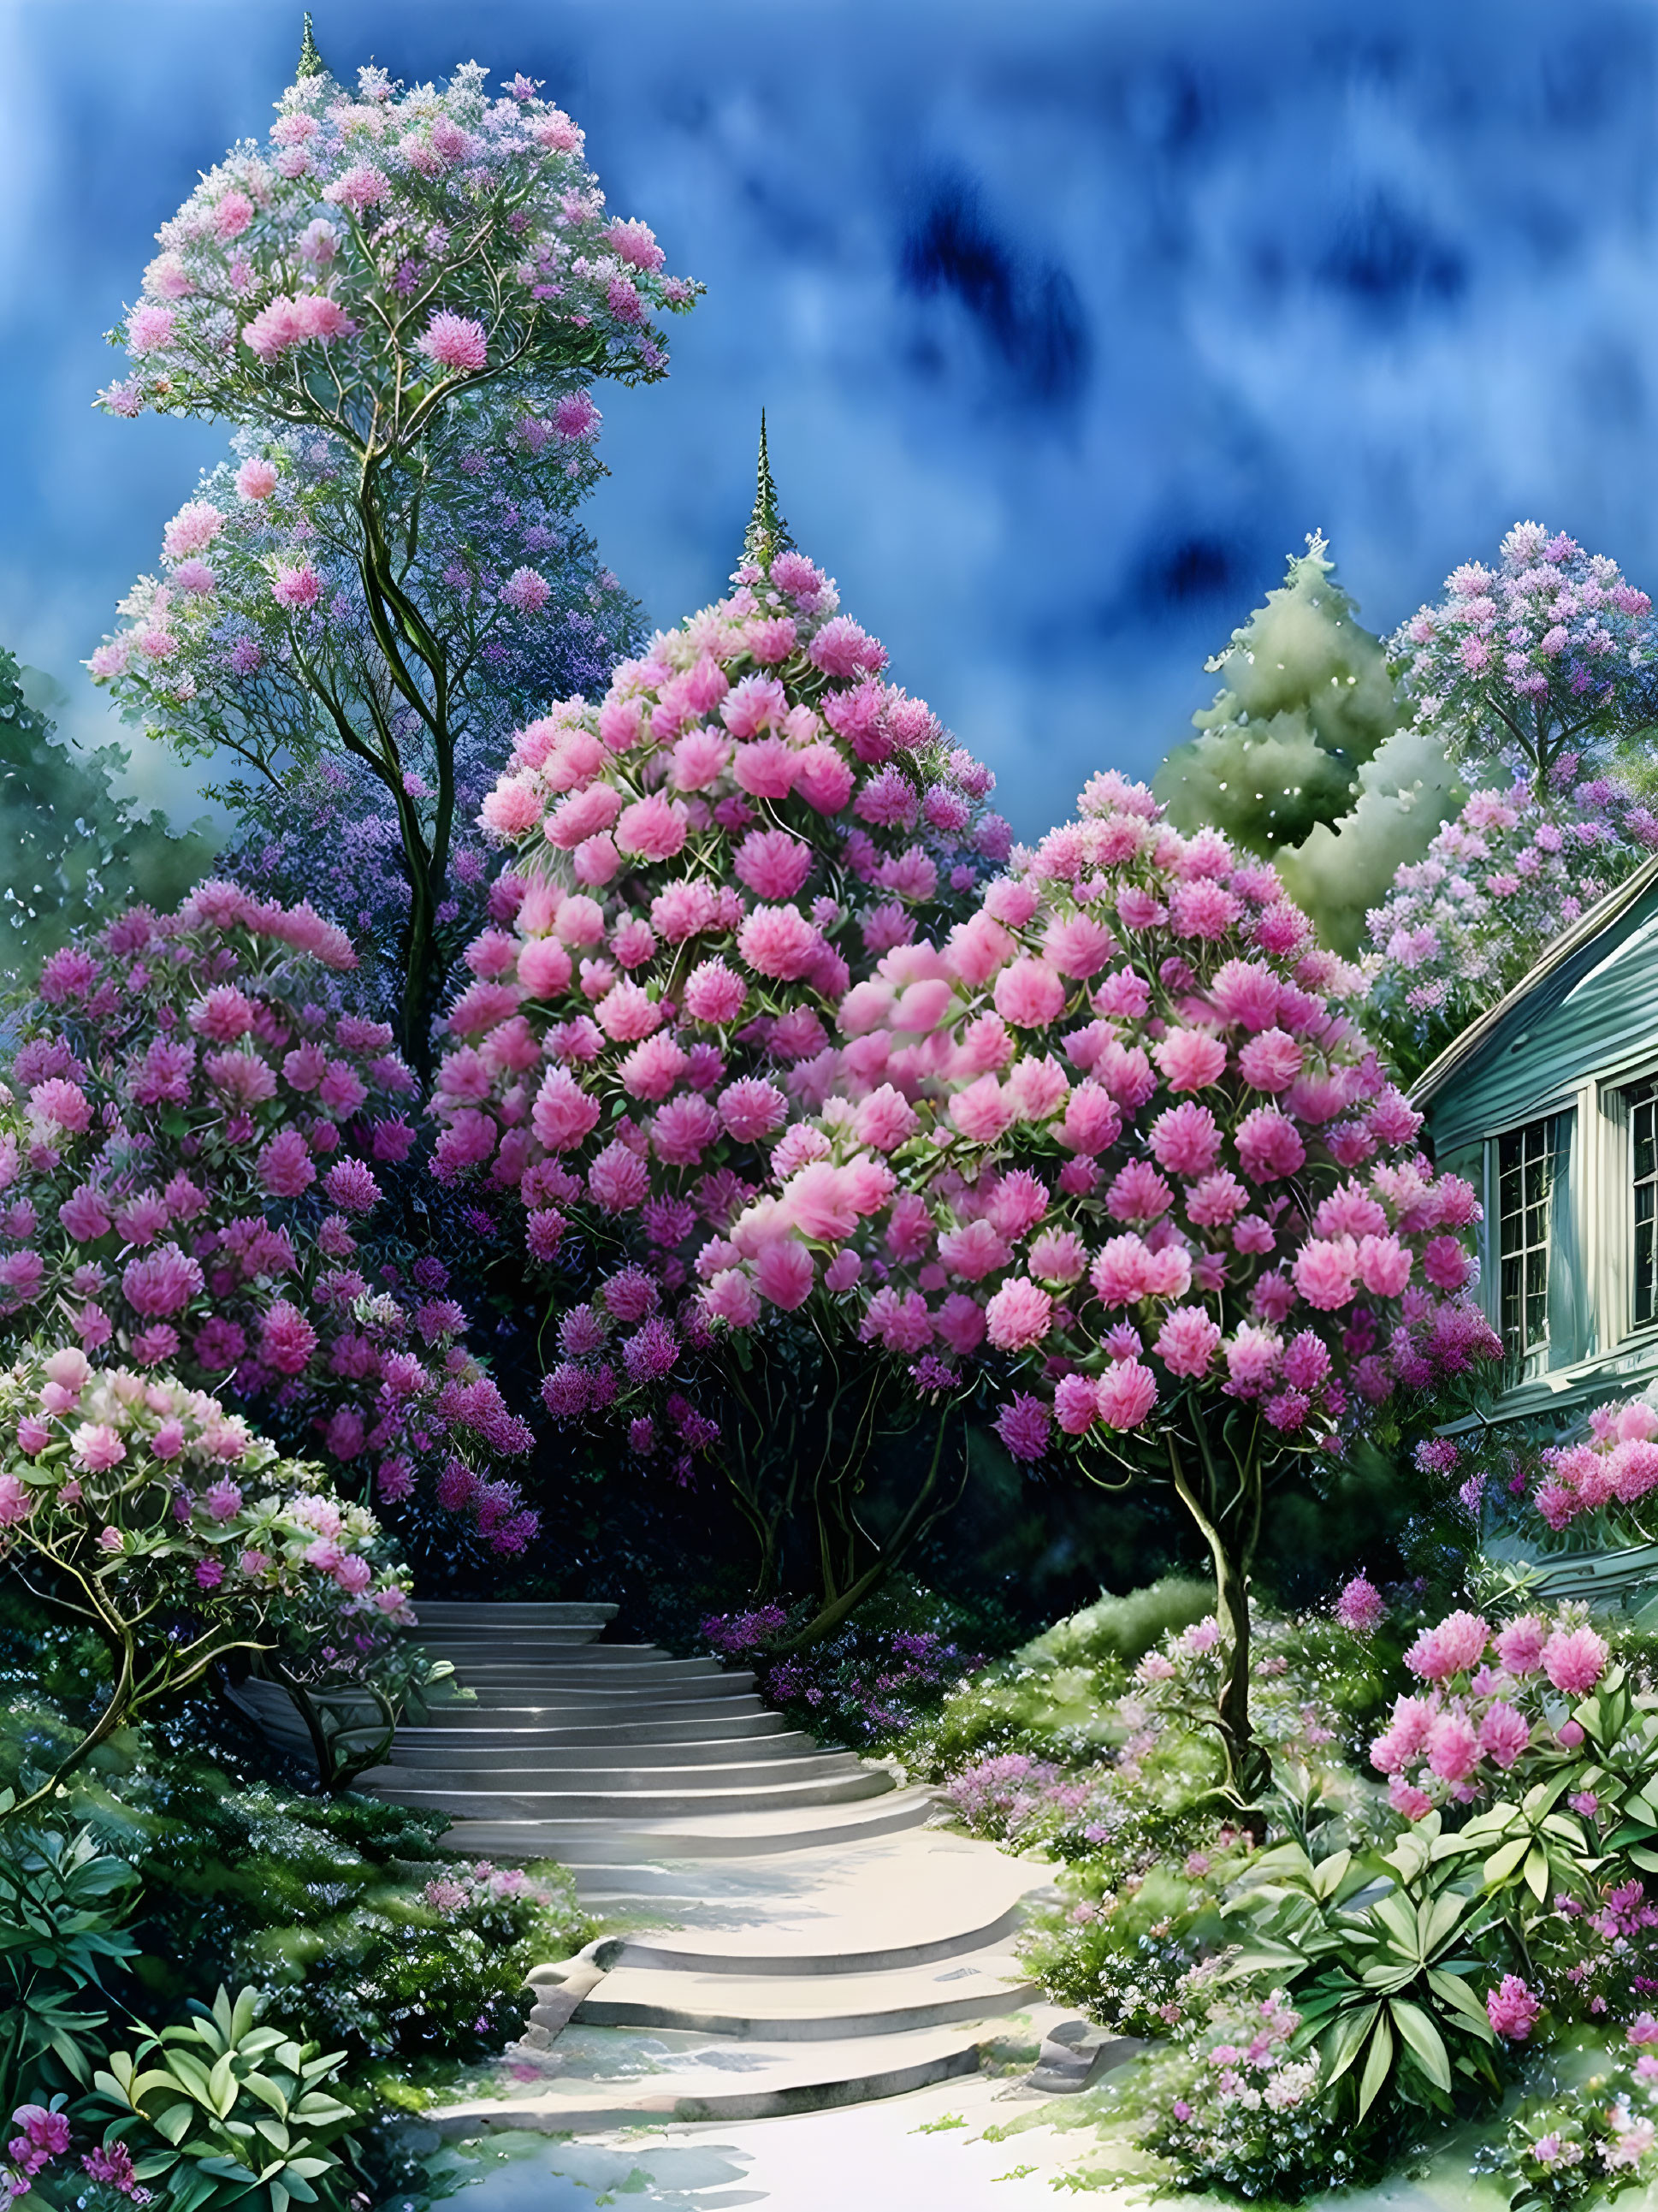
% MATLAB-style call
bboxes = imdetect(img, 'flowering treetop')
[430,489,1010,1436]
[0,882,536,1557]
[87,409,635,815]
[100,56,697,454]
[1389,522,1653,790]
[1362,763,1658,1079]
[696,771,1495,1469]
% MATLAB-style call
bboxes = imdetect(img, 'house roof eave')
[1409,849,1658,1113]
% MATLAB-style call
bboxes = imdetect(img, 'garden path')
[244,1600,1075,2131]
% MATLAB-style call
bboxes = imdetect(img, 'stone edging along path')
[234,1599,1098,2128]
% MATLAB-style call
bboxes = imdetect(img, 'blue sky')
[4,0,1658,839]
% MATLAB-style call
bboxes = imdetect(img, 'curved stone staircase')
[234,1600,1058,2127]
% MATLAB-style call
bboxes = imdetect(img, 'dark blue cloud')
[2,0,1656,845]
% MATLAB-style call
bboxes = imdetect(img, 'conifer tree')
[1155,534,1461,955]
[1156,534,1404,854]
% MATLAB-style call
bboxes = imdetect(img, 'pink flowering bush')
[1363,764,1658,1077]
[430,495,1006,1619]
[1389,523,1654,792]
[1123,1974,1341,2201]
[706,771,1496,1795]
[93,48,697,1046]
[1501,2033,1658,2205]
[0,1343,417,1818]
[1362,1598,1658,1912]
[1528,1392,1658,1537]
[0,886,536,1559]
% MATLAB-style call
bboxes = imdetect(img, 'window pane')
[1496,1115,1555,1371]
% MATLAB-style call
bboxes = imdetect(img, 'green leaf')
[1356,2014,1395,2122]
[1391,2001,1451,2093]
[1324,2003,1380,2084]
[1524,1844,1550,1903]
[1481,1836,1531,1887]
[207,2050,237,2117]
[1424,1968,1492,2035]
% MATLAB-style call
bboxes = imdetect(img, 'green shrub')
[0,1820,142,2110]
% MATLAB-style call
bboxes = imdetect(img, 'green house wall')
[1424,878,1658,1154]
[1421,869,1658,1425]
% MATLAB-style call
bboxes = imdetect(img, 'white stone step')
[378,1728,818,1769]
[429,2016,1008,2132]
[427,1675,759,1704]
[414,1600,617,1630]
[579,1942,1039,2039]
[360,1746,853,1788]
[439,1784,937,1861]
[366,1764,894,1820]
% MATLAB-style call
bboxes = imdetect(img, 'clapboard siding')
[1423,880,1658,1155]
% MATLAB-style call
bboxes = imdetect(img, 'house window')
[1632,1078,1658,1328]
[1498,1118,1555,1372]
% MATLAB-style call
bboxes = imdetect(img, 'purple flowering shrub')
[0,883,536,1558]
[92,49,698,1044]
[702,1611,992,1752]
[1363,766,1658,1078]
[1389,523,1654,792]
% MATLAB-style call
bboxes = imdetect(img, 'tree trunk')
[1165,1429,1270,1835]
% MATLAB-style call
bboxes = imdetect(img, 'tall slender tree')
[89,34,696,1058]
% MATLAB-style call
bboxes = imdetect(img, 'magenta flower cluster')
[1368,1603,1610,1820]
[431,531,1008,1457]
[0,883,536,1552]
[98,58,696,427]
[1531,1394,1658,1533]
[701,770,1495,1468]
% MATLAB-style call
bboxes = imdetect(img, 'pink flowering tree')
[1363,767,1658,1080]
[700,774,1498,1806]
[0,1343,417,1820]
[429,466,1010,1609]
[1388,523,1654,794]
[0,883,537,1564]
[90,40,696,1054]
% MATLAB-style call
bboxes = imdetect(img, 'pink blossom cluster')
[99,57,696,427]
[1389,522,1652,786]
[694,772,1495,1465]
[432,529,1006,1452]
[0,1343,416,1639]
[1368,1602,1610,1819]
[1531,1393,1658,1533]
[1364,762,1658,1073]
[0,887,536,1555]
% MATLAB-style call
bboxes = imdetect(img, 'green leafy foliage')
[0,1819,142,2110]
[1223,1830,1501,2125]
[0,651,215,981]
[87,1984,357,2212]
